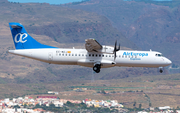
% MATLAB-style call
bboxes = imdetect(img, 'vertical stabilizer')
[9,22,57,49]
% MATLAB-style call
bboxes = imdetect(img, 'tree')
[79,102,87,109]
[23,104,27,108]
[13,105,20,108]
[34,104,41,108]
[149,103,152,107]
[101,89,106,94]
[66,101,74,107]
[133,101,136,108]
[177,106,180,110]
[49,103,55,108]
[139,104,142,109]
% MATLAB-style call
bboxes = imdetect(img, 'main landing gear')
[93,64,101,73]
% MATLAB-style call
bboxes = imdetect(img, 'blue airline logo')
[15,33,28,43]
[123,52,148,57]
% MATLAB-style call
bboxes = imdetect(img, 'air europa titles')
[123,52,148,57]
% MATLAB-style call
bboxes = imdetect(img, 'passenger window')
[99,55,101,57]
[59,54,61,56]
[75,54,77,56]
[125,56,127,58]
[62,54,64,56]
[109,55,111,57]
[79,54,81,56]
[96,54,98,57]
[72,54,74,56]
[92,54,94,57]
[122,55,124,58]
[128,56,130,58]
[66,54,67,56]
[89,54,91,57]
[119,55,121,58]
[69,54,71,56]
[102,55,104,57]
[82,54,84,56]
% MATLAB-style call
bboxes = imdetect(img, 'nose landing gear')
[159,67,163,73]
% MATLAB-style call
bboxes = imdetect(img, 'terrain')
[65,0,180,65]
[10,73,180,109]
[0,0,179,108]
[0,0,160,84]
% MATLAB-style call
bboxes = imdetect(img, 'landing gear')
[93,64,101,73]
[159,67,163,73]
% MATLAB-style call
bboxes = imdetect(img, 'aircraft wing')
[85,39,102,52]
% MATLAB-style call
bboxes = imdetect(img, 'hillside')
[0,0,136,47]
[0,0,174,99]
[65,0,180,66]
[0,0,158,84]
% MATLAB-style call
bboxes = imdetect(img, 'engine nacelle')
[100,45,114,53]
[77,59,116,68]
[100,60,116,68]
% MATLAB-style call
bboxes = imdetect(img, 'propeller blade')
[114,40,117,53]
[114,50,116,61]
[114,40,117,61]
[113,41,120,61]
[116,43,120,51]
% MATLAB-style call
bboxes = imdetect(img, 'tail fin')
[9,22,57,49]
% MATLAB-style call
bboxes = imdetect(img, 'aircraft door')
[48,52,53,61]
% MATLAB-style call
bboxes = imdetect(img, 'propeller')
[113,40,120,61]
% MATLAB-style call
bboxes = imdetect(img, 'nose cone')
[166,58,172,65]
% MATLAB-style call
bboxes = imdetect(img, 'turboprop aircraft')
[8,22,172,73]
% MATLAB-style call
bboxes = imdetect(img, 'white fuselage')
[8,48,172,68]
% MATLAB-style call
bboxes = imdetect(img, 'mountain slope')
[0,0,136,48]
[0,0,145,84]
[0,0,171,99]
[65,0,180,64]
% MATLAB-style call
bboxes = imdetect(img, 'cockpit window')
[155,54,163,57]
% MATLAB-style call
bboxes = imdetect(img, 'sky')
[8,0,173,4]
[8,0,83,4]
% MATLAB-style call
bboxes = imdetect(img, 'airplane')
[8,22,172,73]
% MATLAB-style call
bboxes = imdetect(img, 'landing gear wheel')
[159,67,163,73]
[93,64,101,73]
[160,69,163,73]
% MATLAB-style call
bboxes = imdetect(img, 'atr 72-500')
[8,22,172,73]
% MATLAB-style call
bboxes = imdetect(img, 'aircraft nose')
[166,58,172,65]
